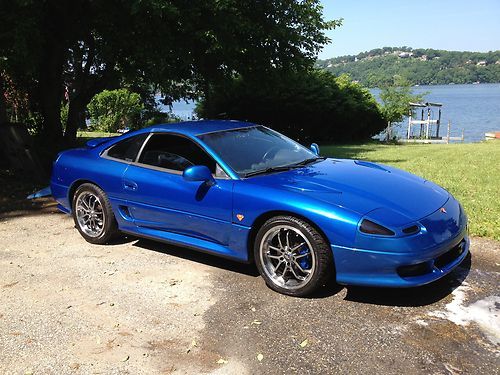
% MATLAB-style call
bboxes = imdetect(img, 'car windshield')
[198,126,318,177]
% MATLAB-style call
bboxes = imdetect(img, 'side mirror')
[183,165,216,186]
[310,143,320,156]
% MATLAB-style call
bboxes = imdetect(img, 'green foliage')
[321,141,500,240]
[60,102,68,131]
[0,0,339,149]
[87,89,143,132]
[196,70,385,143]
[379,75,425,125]
[317,47,500,86]
[144,111,182,127]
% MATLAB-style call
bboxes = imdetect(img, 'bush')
[196,70,385,143]
[87,89,143,132]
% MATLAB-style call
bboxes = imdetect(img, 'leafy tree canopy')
[0,0,339,160]
[196,70,385,143]
[379,75,425,125]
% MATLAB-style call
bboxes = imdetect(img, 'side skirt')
[120,225,253,264]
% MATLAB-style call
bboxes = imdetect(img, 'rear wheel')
[254,216,333,296]
[72,183,118,244]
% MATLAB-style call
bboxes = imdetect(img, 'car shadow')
[128,237,471,306]
[132,238,260,277]
[342,252,472,307]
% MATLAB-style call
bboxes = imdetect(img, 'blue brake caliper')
[297,246,311,270]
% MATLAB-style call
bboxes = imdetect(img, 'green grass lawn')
[322,141,500,240]
[77,131,120,138]
[76,131,120,146]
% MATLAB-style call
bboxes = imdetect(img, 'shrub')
[87,89,143,132]
[196,70,385,143]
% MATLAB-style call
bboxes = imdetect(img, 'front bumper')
[332,227,469,288]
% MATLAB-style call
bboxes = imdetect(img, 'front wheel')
[254,216,333,297]
[72,183,119,244]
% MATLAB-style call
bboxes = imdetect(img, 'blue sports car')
[50,120,469,296]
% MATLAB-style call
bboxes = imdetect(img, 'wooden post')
[447,120,451,144]
[426,108,431,139]
[436,107,441,138]
[461,128,464,142]
[420,109,424,138]
[407,109,412,139]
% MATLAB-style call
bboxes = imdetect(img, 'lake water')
[168,83,500,143]
[371,83,500,142]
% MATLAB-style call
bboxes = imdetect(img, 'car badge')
[440,207,447,214]
[236,214,244,221]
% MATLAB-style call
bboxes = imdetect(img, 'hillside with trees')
[316,47,500,87]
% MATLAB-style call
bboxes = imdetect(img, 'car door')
[121,132,233,245]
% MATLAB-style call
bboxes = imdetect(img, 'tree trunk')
[36,22,66,169]
[38,57,64,152]
[385,121,392,142]
[0,74,8,125]
[64,97,86,146]
[0,93,7,126]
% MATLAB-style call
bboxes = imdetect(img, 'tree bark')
[0,72,10,125]
[35,1,70,169]
[64,96,86,145]
[0,84,7,126]
[38,54,64,150]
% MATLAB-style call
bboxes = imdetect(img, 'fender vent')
[119,205,132,219]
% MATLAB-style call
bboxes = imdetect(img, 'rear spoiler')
[86,136,119,148]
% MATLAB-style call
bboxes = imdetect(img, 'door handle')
[123,179,138,191]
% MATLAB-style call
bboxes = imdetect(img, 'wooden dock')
[400,137,463,144]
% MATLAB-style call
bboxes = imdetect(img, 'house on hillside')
[398,52,413,58]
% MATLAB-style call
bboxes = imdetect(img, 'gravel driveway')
[1,200,498,374]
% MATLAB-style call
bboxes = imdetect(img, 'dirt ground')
[0,197,499,374]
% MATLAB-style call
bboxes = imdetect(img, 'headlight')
[359,219,395,236]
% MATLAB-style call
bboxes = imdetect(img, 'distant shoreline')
[367,82,500,90]
[317,47,500,87]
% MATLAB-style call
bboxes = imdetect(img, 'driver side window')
[138,133,217,174]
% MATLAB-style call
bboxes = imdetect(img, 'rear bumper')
[332,228,469,288]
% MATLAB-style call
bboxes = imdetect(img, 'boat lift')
[407,102,442,139]
[404,102,463,143]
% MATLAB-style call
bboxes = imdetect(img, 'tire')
[254,215,333,297]
[72,183,119,244]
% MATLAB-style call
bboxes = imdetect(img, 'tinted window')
[106,134,148,162]
[138,134,216,173]
[198,126,315,176]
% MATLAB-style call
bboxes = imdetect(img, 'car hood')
[245,158,449,223]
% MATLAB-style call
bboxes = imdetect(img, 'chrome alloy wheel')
[259,225,315,290]
[75,191,105,238]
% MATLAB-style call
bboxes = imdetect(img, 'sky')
[319,0,500,59]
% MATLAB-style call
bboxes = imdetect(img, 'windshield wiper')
[243,164,300,178]
[243,157,327,178]
[292,156,327,166]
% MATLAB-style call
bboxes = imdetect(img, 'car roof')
[145,120,258,137]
